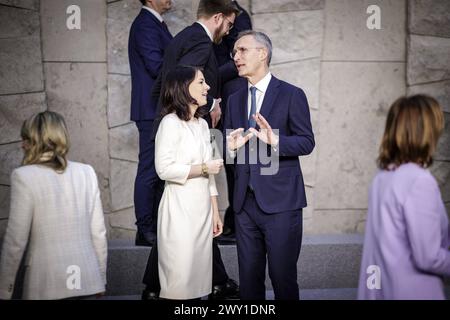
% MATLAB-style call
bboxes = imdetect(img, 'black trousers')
[223,163,235,231]
[142,238,229,291]
[134,120,162,234]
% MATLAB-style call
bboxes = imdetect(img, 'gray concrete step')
[106,234,365,296]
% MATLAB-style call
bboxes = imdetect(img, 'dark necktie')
[161,20,169,32]
[248,86,257,128]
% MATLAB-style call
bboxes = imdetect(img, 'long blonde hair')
[21,111,70,172]
[377,95,444,169]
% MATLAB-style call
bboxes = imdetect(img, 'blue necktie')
[247,87,257,191]
[248,86,257,128]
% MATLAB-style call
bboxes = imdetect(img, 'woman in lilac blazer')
[358,95,450,300]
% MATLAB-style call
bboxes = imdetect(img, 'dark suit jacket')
[214,0,252,83]
[224,76,315,214]
[152,22,221,126]
[128,9,173,121]
[214,1,252,130]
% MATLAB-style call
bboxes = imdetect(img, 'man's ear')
[212,13,222,25]
[260,48,268,63]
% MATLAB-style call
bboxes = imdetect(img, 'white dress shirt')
[228,72,275,157]
[247,72,272,118]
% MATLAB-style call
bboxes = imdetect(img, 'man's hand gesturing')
[227,128,253,151]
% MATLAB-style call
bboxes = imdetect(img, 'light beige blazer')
[0,161,107,300]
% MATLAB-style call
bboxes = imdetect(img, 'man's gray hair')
[236,30,273,66]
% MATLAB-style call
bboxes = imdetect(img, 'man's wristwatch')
[201,163,209,177]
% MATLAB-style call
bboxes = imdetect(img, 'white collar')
[195,21,213,42]
[248,72,272,93]
[142,5,164,23]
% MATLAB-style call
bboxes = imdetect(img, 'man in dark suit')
[128,0,173,246]
[142,0,241,300]
[152,0,240,130]
[213,0,251,238]
[224,31,315,300]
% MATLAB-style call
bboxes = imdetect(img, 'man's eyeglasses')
[223,15,234,31]
[230,47,263,59]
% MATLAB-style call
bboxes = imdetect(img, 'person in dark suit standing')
[213,0,252,238]
[129,0,173,246]
[224,31,315,300]
[141,0,241,300]
[152,0,240,130]
[214,0,251,83]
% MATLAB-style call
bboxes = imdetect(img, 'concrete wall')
[312,0,407,233]
[0,0,111,240]
[407,0,450,215]
[0,0,449,242]
[0,0,45,238]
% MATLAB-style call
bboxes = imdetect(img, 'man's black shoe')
[222,225,233,236]
[135,231,156,246]
[142,288,159,300]
[209,279,239,300]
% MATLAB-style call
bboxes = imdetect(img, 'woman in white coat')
[155,66,224,300]
[0,111,107,300]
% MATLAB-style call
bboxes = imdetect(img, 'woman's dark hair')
[160,65,208,121]
[377,94,444,169]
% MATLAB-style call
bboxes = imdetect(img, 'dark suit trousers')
[134,120,164,234]
[142,239,229,291]
[223,164,235,230]
[235,190,303,300]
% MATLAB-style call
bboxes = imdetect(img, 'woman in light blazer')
[358,95,450,300]
[0,111,107,300]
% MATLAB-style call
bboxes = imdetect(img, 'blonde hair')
[21,111,70,172]
[378,95,444,169]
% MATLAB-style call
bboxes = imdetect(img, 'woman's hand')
[211,196,223,237]
[206,159,224,175]
[213,209,223,238]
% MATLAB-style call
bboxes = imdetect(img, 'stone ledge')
[106,234,364,296]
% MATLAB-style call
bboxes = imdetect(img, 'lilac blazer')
[358,163,450,300]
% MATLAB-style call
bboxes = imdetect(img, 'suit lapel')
[258,76,281,127]
[142,9,172,37]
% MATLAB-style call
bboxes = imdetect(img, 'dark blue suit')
[128,8,173,234]
[214,1,252,232]
[224,76,315,299]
